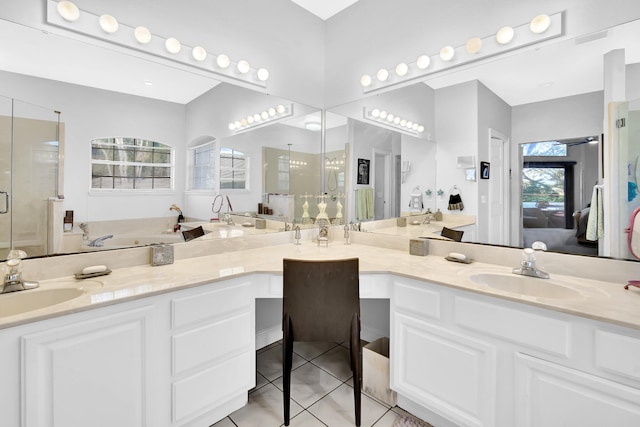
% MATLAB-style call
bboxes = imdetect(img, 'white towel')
[586,186,604,241]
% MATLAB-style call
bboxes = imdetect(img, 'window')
[91,137,173,190]
[189,140,216,190]
[522,141,567,157]
[220,147,248,190]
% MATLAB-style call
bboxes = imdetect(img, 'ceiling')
[290,0,360,20]
[0,6,638,107]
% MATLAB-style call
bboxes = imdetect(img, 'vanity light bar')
[47,0,270,89]
[229,103,293,134]
[363,107,424,137]
[360,12,562,94]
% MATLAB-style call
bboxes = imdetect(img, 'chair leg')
[283,314,294,426]
[350,313,362,427]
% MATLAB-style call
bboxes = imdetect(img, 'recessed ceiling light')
[144,80,153,86]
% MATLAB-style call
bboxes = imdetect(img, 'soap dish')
[75,269,112,279]
[242,222,254,227]
[444,256,473,264]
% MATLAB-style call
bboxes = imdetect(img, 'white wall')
[0,70,186,223]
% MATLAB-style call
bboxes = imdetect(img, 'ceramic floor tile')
[256,343,305,381]
[371,410,401,427]
[272,362,343,408]
[229,383,302,427]
[311,344,353,381]
[307,383,388,427]
[211,416,236,427]
[287,410,328,426]
[293,342,338,360]
[252,372,269,391]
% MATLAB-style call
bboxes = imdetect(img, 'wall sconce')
[359,12,562,94]
[363,107,425,137]
[228,103,293,134]
[47,0,270,89]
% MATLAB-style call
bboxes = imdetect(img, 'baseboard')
[256,326,282,349]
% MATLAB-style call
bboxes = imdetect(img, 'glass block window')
[190,141,216,190]
[220,147,248,190]
[91,137,173,190]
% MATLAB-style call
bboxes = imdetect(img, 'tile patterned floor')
[211,341,433,427]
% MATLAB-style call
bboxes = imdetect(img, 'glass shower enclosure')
[0,95,61,260]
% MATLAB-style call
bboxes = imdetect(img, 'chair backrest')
[182,225,205,242]
[283,258,359,342]
[441,226,464,242]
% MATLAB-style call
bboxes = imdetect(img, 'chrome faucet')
[1,251,39,293]
[222,212,235,225]
[513,241,549,279]
[423,212,434,224]
[88,234,114,247]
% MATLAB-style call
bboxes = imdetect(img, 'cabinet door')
[392,312,497,427]
[22,306,154,427]
[515,353,640,427]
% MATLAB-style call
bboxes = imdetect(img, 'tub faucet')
[222,213,235,225]
[513,241,549,279]
[88,234,114,247]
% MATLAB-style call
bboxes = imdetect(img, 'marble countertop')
[2,239,639,332]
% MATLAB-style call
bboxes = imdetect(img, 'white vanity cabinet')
[0,276,255,427]
[390,277,640,427]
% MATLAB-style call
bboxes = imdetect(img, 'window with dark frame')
[91,137,173,190]
[220,147,247,190]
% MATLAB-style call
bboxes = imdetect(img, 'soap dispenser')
[434,209,443,221]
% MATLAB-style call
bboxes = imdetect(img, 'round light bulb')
[530,14,551,34]
[371,108,380,118]
[253,113,261,122]
[240,118,247,127]
[237,60,250,74]
[412,123,419,130]
[165,37,181,54]
[496,26,514,44]
[376,68,389,82]
[417,125,425,133]
[261,111,269,120]
[99,14,119,33]
[276,104,286,114]
[57,1,80,22]
[134,26,151,44]
[387,114,394,122]
[395,62,409,77]
[400,119,407,127]
[360,74,372,87]
[379,110,388,119]
[216,54,230,69]
[192,46,207,62]
[234,121,242,128]
[257,68,270,81]
[440,46,455,61]
[394,117,401,125]
[268,108,276,116]
[406,121,414,129]
[228,123,236,131]
[416,55,431,70]
[247,115,254,124]
[466,37,482,54]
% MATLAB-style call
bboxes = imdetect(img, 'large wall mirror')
[329,17,640,262]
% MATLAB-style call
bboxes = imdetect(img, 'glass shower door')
[0,97,60,259]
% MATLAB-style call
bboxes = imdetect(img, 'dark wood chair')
[441,226,464,242]
[181,225,204,242]
[282,258,361,426]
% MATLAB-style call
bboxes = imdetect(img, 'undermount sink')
[0,280,102,318]
[469,273,583,299]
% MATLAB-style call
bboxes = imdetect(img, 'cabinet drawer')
[173,311,252,375]
[393,280,440,320]
[172,280,251,328]
[455,297,570,358]
[595,329,640,381]
[172,351,252,423]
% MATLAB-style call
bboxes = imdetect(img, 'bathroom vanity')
[0,235,639,427]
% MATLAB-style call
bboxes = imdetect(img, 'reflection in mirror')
[0,95,61,260]
[328,18,640,261]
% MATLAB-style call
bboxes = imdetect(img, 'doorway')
[487,129,510,245]
[373,150,390,220]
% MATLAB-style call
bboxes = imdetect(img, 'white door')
[374,151,390,220]
[488,130,510,245]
